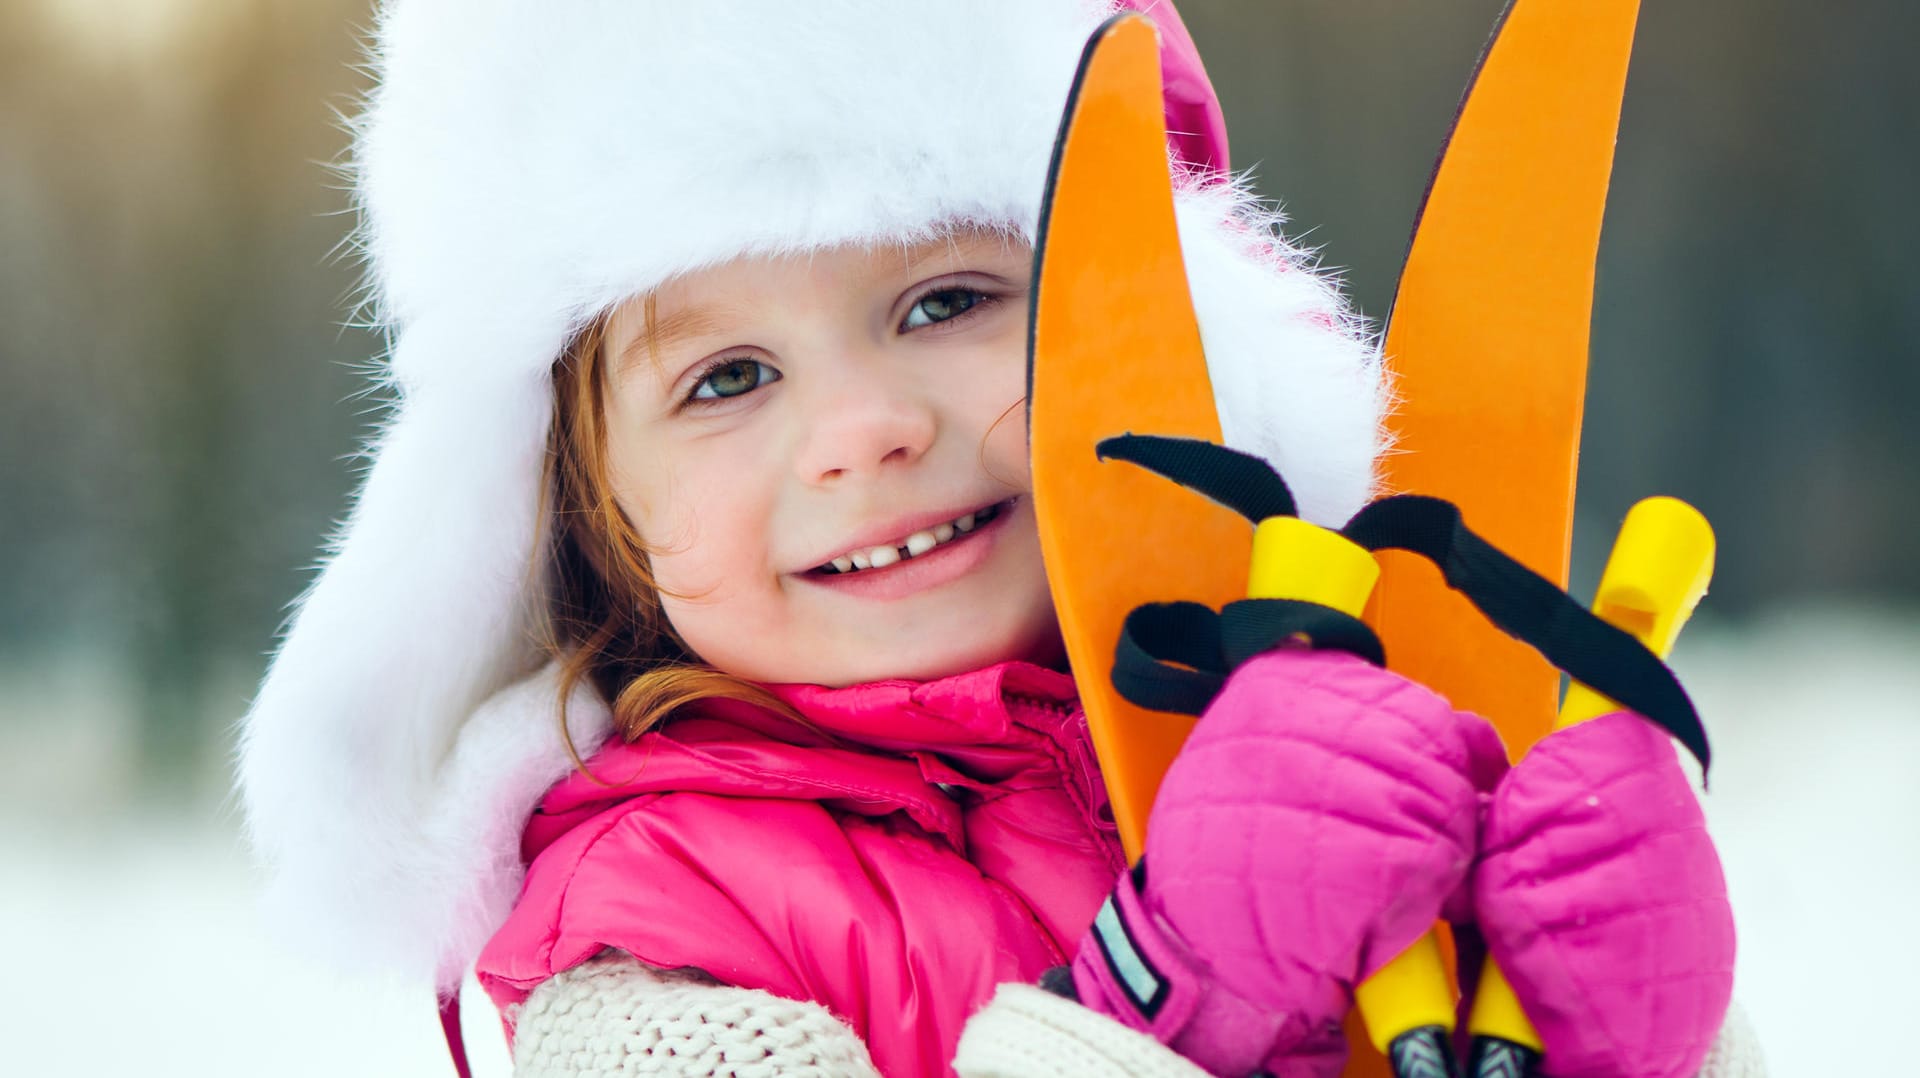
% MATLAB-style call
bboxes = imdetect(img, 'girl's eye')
[902,288,986,330]
[689,358,781,402]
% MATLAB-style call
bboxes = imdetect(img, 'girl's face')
[602,231,1062,687]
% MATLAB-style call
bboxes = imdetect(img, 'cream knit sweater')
[510,953,1768,1078]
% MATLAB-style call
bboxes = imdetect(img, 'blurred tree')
[0,0,376,789]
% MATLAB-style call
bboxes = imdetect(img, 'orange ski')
[1029,5,1645,1075]
[1029,18,1442,1075]
[1375,0,1643,758]
[1028,13,1243,856]
[1364,5,1645,1071]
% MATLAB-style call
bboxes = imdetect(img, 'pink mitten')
[1069,647,1509,1078]
[1474,711,1734,1078]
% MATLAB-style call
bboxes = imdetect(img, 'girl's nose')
[792,375,938,485]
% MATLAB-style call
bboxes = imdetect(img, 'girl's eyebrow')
[615,304,737,374]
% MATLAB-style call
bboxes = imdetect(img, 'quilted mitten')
[1068,647,1509,1078]
[1474,710,1735,1078]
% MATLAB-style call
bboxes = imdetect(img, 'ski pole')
[1244,516,1462,1078]
[1463,496,1717,1077]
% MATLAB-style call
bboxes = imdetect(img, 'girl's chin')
[815,637,1056,688]
[732,612,1065,688]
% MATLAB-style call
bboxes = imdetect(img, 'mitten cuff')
[1071,865,1287,1076]
[954,983,1211,1078]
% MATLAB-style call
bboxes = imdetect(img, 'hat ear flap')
[239,328,571,975]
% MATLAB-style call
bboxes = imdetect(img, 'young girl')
[240,2,1756,1075]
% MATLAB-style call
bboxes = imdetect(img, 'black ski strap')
[1097,434,1296,522]
[1111,602,1227,716]
[1341,495,1710,771]
[1219,598,1386,670]
[1112,599,1387,717]
[1097,434,1711,775]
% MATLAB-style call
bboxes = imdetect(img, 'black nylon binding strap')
[1096,433,1296,522]
[1219,598,1386,670]
[1110,599,1389,717]
[1342,494,1711,772]
[1095,434,1711,775]
[1111,602,1228,716]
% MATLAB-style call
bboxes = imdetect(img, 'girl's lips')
[796,498,1016,601]
[804,499,1005,573]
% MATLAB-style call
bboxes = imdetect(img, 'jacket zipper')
[1003,692,1125,873]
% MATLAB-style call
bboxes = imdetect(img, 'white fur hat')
[239,0,1386,989]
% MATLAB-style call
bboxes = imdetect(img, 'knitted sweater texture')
[513,953,1769,1078]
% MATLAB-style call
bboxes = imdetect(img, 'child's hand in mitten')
[1474,711,1735,1078]
[1068,647,1508,1078]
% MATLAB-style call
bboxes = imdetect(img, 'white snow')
[1672,607,1920,1076]
[1,605,1912,1075]
[0,817,512,1076]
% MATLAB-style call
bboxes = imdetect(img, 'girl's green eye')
[902,288,985,330]
[690,358,781,401]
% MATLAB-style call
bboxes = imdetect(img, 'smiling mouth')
[809,500,1010,576]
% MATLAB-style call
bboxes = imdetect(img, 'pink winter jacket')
[475,661,1126,1078]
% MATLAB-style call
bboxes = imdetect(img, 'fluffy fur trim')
[240,0,1385,989]
[356,0,1112,379]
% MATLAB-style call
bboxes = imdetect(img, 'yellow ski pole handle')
[1246,516,1379,615]
[1246,519,1461,1067]
[1556,498,1715,731]
[1464,496,1716,1063]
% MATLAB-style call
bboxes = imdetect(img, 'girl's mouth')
[808,500,1010,577]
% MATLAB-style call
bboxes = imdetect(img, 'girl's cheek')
[980,393,1034,486]
[641,455,768,584]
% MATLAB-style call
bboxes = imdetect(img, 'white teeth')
[824,503,1003,573]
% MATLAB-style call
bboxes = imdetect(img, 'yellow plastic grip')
[1556,497,1716,730]
[1465,959,1542,1051]
[1465,495,1716,1051]
[1353,933,1458,1053]
[1244,517,1458,1048]
[1246,517,1380,613]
